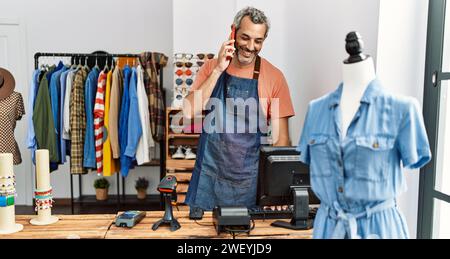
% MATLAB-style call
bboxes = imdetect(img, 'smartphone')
[226,25,236,61]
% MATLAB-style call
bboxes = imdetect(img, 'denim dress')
[297,79,431,238]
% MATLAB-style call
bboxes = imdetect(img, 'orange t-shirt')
[190,58,295,119]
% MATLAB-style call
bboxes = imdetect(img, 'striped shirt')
[93,71,107,176]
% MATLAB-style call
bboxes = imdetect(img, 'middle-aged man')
[183,7,295,211]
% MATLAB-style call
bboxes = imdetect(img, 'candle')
[0,153,23,234]
[36,150,50,190]
[31,149,58,225]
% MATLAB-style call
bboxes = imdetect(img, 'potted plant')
[94,178,110,201]
[135,177,149,200]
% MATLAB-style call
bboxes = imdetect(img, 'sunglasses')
[174,53,193,60]
[197,61,204,67]
[175,78,194,86]
[175,86,188,95]
[197,53,215,60]
[175,69,193,77]
[175,62,193,68]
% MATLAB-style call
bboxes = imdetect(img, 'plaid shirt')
[139,52,168,142]
[70,67,88,174]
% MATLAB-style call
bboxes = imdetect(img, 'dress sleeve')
[15,93,25,120]
[396,99,432,169]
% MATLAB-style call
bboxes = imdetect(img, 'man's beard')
[236,46,258,65]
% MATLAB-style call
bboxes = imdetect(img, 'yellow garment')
[102,70,119,176]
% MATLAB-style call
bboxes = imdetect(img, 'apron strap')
[253,56,261,80]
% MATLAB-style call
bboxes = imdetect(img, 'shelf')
[166,159,196,171]
[139,159,161,167]
[75,195,160,205]
[168,133,200,138]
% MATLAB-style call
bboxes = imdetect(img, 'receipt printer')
[212,206,251,235]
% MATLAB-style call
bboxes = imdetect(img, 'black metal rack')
[34,52,166,214]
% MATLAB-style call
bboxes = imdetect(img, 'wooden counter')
[105,211,313,239]
[0,214,116,239]
[1,212,312,239]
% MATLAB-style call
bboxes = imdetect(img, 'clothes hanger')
[103,56,109,73]
[83,56,90,70]
[94,56,99,70]
[70,55,76,69]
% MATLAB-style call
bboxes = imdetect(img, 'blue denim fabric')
[59,68,72,164]
[297,79,431,238]
[119,66,133,177]
[27,69,41,164]
[186,66,263,210]
[83,67,99,168]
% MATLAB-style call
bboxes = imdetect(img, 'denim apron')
[185,56,263,210]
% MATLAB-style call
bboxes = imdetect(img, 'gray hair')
[233,7,270,38]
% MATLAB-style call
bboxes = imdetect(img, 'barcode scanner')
[152,175,180,231]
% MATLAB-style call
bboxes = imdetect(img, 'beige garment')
[108,66,123,159]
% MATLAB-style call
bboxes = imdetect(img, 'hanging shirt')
[136,65,154,164]
[33,69,59,163]
[297,79,432,239]
[83,67,99,169]
[94,71,107,176]
[0,91,25,165]
[70,67,88,174]
[63,68,77,140]
[59,68,72,163]
[109,66,123,159]
[49,65,68,162]
[26,69,41,164]
[119,65,132,177]
[122,68,142,177]
[139,52,168,142]
[103,69,119,176]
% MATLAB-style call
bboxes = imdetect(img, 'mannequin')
[0,67,25,165]
[341,32,376,137]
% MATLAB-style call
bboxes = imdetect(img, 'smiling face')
[234,16,267,66]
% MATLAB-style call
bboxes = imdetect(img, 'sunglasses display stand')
[30,149,59,226]
[172,52,215,109]
[0,153,23,234]
[173,53,194,109]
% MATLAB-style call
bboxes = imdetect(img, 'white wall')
[376,0,429,239]
[0,0,173,203]
[1,1,428,238]
[173,0,380,144]
[283,0,381,144]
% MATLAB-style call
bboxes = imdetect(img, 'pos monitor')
[256,146,319,230]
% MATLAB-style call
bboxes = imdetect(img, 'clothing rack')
[34,52,166,214]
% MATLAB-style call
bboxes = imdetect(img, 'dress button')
[372,142,379,149]
[310,139,315,145]
[338,186,344,193]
